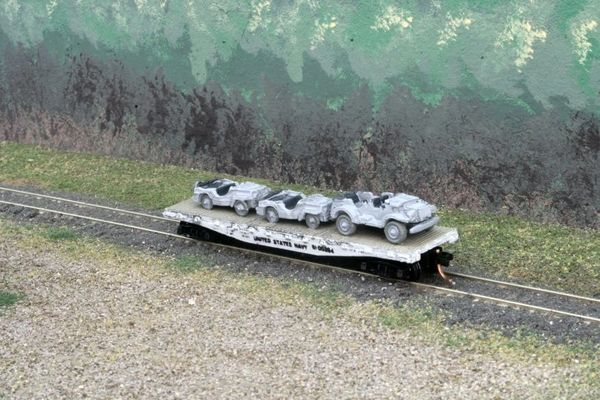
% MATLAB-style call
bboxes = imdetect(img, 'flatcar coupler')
[434,247,454,267]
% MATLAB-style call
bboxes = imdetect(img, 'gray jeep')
[256,190,333,229]
[192,178,271,216]
[330,191,439,243]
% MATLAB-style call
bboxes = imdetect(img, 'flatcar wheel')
[234,200,249,216]
[305,214,320,229]
[384,221,407,244]
[265,207,279,223]
[200,195,213,210]
[336,214,356,235]
[410,262,422,281]
[200,229,212,241]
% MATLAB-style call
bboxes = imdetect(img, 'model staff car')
[256,190,333,229]
[330,191,439,244]
[192,178,271,216]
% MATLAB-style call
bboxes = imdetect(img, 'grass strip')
[1,141,599,296]
[43,226,78,241]
[169,254,217,273]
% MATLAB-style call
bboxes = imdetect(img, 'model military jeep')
[192,178,271,216]
[256,190,333,229]
[330,191,439,243]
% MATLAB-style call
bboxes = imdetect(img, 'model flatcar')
[164,178,458,280]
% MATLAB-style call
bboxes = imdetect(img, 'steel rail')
[1,198,598,324]
[0,186,172,222]
[410,281,600,323]
[0,199,362,279]
[446,271,600,304]
[0,199,187,239]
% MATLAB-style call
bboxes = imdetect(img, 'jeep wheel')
[336,214,356,236]
[265,207,279,223]
[384,221,407,244]
[233,200,249,216]
[305,214,320,229]
[200,195,213,210]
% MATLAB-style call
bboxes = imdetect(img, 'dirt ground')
[1,232,596,399]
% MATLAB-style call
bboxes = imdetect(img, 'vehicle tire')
[305,214,320,229]
[265,207,279,223]
[233,200,249,216]
[384,220,407,244]
[200,195,213,210]
[336,214,356,236]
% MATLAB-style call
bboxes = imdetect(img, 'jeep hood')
[386,193,420,208]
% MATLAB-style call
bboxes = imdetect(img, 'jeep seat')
[283,195,302,210]
[216,183,236,196]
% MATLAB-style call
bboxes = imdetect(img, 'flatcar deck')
[164,198,459,265]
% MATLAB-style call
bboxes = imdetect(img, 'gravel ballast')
[1,185,599,345]
[1,227,597,398]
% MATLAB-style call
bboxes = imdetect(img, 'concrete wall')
[0,1,598,227]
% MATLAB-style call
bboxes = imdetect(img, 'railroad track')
[1,185,599,324]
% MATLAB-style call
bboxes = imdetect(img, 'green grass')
[1,141,599,296]
[0,291,22,307]
[169,254,216,273]
[43,226,78,241]
[441,209,600,295]
[0,141,329,210]
[283,281,353,312]
[376,302,438,330]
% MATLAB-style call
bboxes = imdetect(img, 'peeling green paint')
[326,96,346,111]
[0,0,597,111]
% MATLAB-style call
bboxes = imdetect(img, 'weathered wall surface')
[0,1,598,227]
